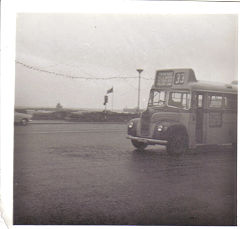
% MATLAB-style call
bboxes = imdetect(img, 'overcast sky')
[15,14,238,110]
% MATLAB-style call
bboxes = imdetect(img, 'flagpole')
[112,89,114,112]
[104,95,107,120]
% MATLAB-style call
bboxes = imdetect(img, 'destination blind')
[155,71,186,87]
[155,71,174,86]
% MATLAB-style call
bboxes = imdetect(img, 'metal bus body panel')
[204,111,237,144]
[187,111,197,148]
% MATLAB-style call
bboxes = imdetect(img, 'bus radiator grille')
[141,118,150,136]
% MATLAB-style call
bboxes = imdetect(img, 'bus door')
[195,93,204,143]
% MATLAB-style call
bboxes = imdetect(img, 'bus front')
[127,69,196,154]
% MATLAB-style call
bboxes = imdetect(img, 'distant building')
[56,103,63,110]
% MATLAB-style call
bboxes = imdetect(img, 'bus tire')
[131,140,147,150]
[167,130,188,154]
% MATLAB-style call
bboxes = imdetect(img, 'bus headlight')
[157,125,168,132]
[157,125,164,132]
[128,121,134,129]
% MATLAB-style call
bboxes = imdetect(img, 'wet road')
[14,123,237,225]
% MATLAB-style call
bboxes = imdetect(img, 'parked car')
[14,112,32,126]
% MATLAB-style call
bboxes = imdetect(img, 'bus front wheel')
[131,140,147,150]
[167,131,188,154]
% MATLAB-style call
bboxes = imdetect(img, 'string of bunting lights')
[16,60,153,81]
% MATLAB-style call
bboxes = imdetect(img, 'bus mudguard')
[127,118,140,136]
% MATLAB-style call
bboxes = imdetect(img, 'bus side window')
[197,95,203,108]
[208,94,223,127]
[208,94,223,108]
[224,94,237,110]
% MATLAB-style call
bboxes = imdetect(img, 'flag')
[107,87,113,94]
[103,95,108,105]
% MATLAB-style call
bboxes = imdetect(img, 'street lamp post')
[136,69,143,114]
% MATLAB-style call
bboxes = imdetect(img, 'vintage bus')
[127,68,237,154]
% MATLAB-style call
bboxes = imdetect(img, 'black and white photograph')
[0,1,239,227]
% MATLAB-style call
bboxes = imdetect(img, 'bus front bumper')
[127,135,168,145]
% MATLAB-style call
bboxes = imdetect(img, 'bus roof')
[189,80,238,94]
[152,68,238,94]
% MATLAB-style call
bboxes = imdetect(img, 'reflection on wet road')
[14,123,236,225]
